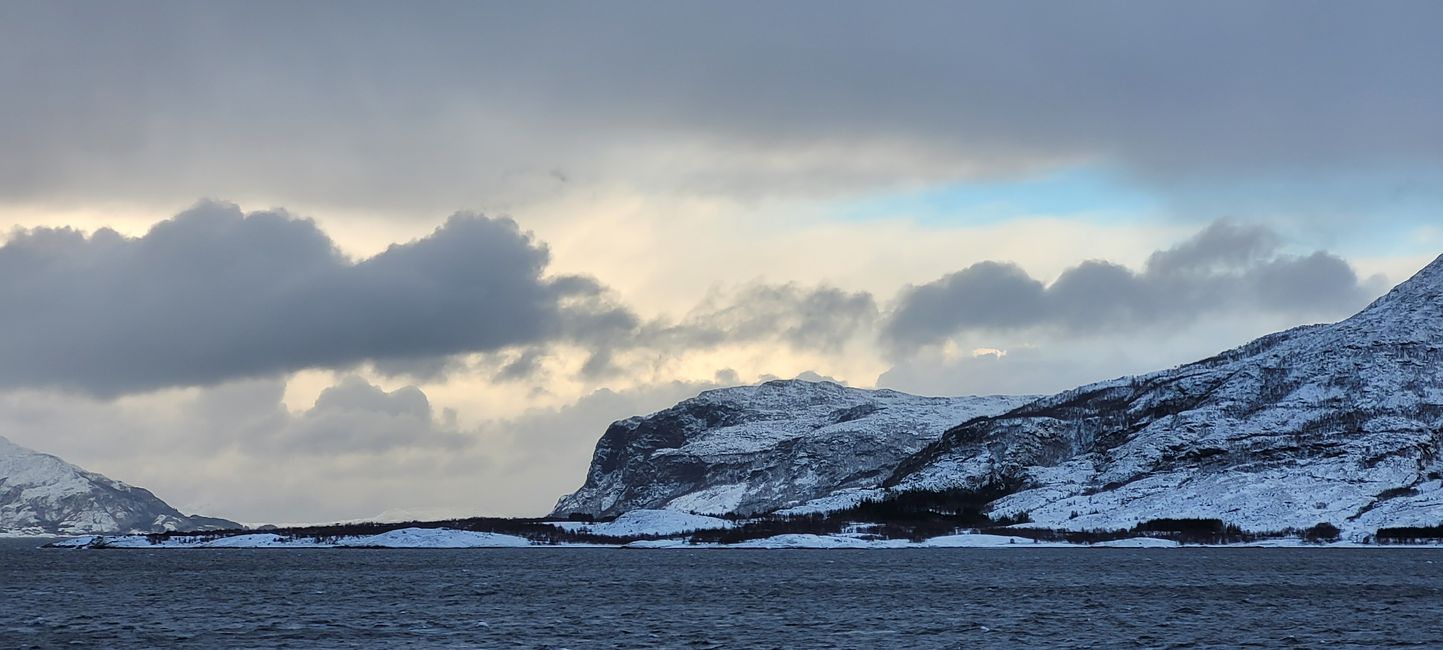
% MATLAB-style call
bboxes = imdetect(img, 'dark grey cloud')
[1146,221,1281,275]
[281,376,468,455]
[311,377,427,419]
[0,200,1391,397]
[883,221,1382,350]
[1,2,1439,211]
[0,199,893,395]
[369,355,468,383]
[0,201,634,395]
[880,263,1047,346]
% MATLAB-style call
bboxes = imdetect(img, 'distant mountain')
[552,380,1035,517]
[887,254,1443,537]
[0,436,238,535]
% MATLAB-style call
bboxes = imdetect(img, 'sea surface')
[3,538,1442,649]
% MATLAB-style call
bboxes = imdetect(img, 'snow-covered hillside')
[888,253,1443,537]
[0,436,237,535]
[552,380,1034,517]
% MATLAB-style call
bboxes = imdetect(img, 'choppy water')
[3,539,1443,648]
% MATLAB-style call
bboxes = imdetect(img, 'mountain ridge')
[0,436,238,535]
[552,381,1035,517]
[558,254,1443,538]
[884,253,1443,536]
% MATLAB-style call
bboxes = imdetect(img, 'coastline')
[40,528,1443,551]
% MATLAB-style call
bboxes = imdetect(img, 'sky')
[2,1,1442,523]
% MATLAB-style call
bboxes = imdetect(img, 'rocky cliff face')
[888,254,1443,536]
[0,436,238,535]
[552,381,1034,517]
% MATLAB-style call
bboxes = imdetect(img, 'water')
[3,539,1443,648]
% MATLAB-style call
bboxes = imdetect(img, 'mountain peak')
[1416,251,1443,279]
[1361,253,1443,309]
[1335,252,1443,344]
[0,437,239,535]
[553,385,1036,518]
[885,250,1443,537]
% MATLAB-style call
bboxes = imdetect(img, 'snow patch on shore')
[918,534,1068,548]
[339,528,531,548]
[568,510,734,537]
[730,534,902,549]
[1094,537,1181,548]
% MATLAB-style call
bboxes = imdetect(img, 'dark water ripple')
[3,539,1443,648]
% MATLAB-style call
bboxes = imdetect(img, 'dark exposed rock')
[552,380,1033,517]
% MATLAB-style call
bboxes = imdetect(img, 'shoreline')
[37,528,1443,551]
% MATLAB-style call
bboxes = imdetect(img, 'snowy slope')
[0,436,237,535]
[552,380,1035,517]
[888,254,1443,537]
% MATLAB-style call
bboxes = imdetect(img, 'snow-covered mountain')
[552,380,1035,517]
[887,253,1443,537]
[0,436,238,535]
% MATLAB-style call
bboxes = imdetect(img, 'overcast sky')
[2,1,1441,523]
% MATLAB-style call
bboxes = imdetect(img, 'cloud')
[0,374,477,521]
[491,379,729,469]
[1,3,1439,211]
[760,370,847,385]
[462,282,880,384]
[878,348,1116,398]
[883,221,1382,350]
[880,263,1046,347]
[0,201,1391,400]
[492,349,548,383]
[158,375,471,457]
[0,201,634,395]
[874,310,1322,398]
[0,374,733,522]
[0,200,883,395]
[659,283,877,352]
[279,376,468,455]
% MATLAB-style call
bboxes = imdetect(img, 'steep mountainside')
[552,381,1034,517]
[888,254,1443,536]
[0,436,238,535]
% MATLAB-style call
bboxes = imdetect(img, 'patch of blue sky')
[832,162,1443,263]
[1155,164,1443,259]
[833,166,1160,227]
